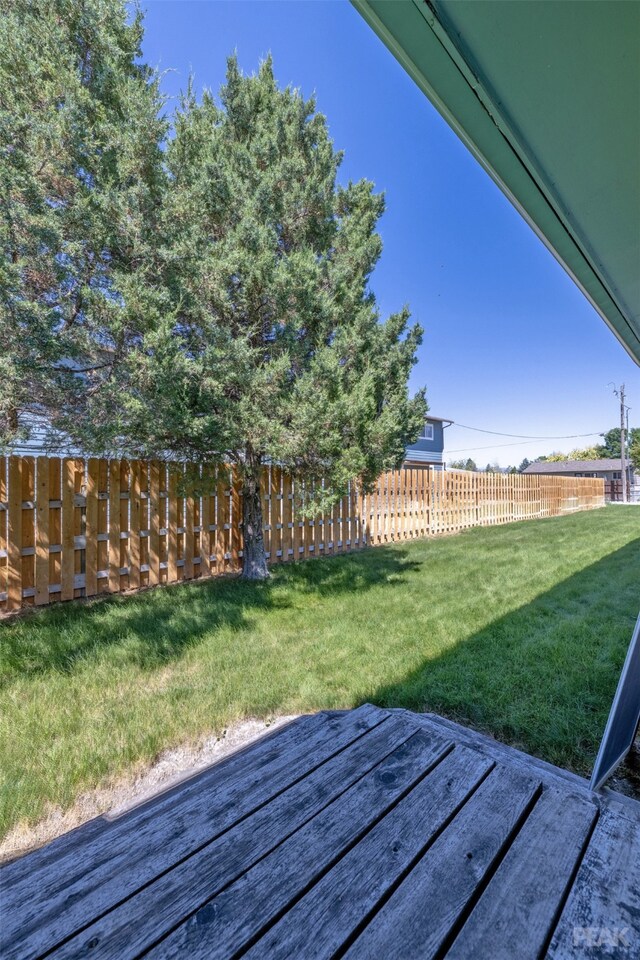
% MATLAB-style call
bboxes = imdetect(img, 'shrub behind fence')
[0,457,604,614]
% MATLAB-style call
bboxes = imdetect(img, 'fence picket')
[148,461,160,587]
[167,466,178,583]
[7,458,22,611]
[183,466,194,581]
[200,465,212,579]
[85,459,99,597]
[129,459,141,591]
[35,457,49,605]
[230,467,241,572]
[60,459,75,601]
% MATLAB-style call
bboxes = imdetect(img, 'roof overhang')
[352,0,640,365]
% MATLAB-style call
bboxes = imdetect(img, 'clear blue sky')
[140,0,638,467]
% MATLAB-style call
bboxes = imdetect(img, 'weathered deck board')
[3,706,386,960]
[2,704,639,960]
[149,742,487,960]
[547,805,640,960]
[445,786,598,960]
[241,743,498,960]
[48,716,430,960]
[343,766,541,960]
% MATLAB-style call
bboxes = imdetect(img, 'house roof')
[523,459,623,475]
[352,1,640,365]
[425,415,453,425]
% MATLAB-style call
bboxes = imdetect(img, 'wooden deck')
[2,704,639,959]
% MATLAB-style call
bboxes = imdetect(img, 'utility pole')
[614,384,627,503]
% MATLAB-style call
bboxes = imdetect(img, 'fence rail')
[0,457,604,614]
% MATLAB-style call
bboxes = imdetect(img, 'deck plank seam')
[329,755,500,960]
[134,733,457,960]
[29,713,396,960]
[538,805,601,960]
[432,781,545,960]
[124,726,436,960]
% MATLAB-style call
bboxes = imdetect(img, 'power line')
[451,422,604,441]
[447,436,602,454]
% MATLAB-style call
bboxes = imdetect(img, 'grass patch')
[1,506,638,836]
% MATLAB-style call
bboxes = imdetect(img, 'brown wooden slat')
[128,460,141,591]
[167,467,178,583]
[292,477,303,561]
[183,465,194,581]
[48,458,61,597]
[271,466,282,563]
[148,461,160,587]
[200,465,212,578]
[35,457,50,605]
[20,457,35,604]
[108,460,121,594]
[97,460,108,592]
[213,465,226,573]
[281,471,293,563]
[61,459,75,602]
[7,457,22,610]
[232,467,242,571]
[261,465,271,563]
[84,459,98,598]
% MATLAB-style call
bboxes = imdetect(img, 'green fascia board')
[352,0,640,365]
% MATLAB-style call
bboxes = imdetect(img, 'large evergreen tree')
[73,57,426,577]
[599,427,640,460]
[2,18,426,579]
[0,0,166,446]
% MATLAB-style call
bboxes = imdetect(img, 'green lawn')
[1,506,638,837]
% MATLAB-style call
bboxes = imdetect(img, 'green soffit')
[353,0,640,365]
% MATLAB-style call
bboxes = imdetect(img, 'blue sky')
[140,0,638,467]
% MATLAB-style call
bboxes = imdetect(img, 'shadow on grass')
[365,538,640,773]
[0,546,421,683]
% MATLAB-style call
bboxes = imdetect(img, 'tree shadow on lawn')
[366,538,640,776]
[0,545,421,684]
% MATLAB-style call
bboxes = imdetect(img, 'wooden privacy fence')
[0,457,604,614]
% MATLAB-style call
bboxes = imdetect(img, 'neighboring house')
[5,414,81,458]
[523,459,630,481]
[523,458,638,501]
[404,416,453,469]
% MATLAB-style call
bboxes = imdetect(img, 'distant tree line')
[448,427,640,475]
[530,428,640,469]
[447,458,518,474]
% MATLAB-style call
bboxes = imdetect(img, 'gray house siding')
[523,459,634,482]
[4,415,81,458]
[404,418,449,468]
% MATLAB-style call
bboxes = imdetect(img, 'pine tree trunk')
[241,465,270,580]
